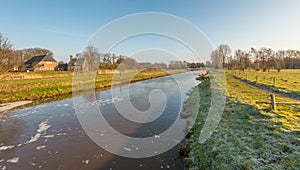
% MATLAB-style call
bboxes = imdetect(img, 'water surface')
[0,71,199,170]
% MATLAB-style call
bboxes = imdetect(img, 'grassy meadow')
[185,70,300,169]
[0,69,188,103]
[230,69,300,100]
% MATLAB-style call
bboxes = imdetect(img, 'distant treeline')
[72,45,205,70]
[0,33,205,72]
[210,44,300,71]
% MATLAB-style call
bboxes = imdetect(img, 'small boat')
[195,70,209,81]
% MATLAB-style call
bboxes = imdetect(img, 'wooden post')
[273,77,276,87]
[270,94,276,110]
[256,75,258,83]
[119,71,122,81]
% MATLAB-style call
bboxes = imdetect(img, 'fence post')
[119,71,123,82]
[273,77,276,87]
[256,75,258,83]
[270,94,276,110]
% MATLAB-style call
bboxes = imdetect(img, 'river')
[0,71,200,170]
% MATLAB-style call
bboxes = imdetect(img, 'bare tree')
[210,44,231,69]
[82,45,100,70]
[274,50,285,72]
[252,48,272,72]
[250,48,260,71]
[210,50,222,69]
[262,48,274,72]
[218,44,232,68]
[0,33,14,71]
[235,49,245,70]
[284,50,298,69]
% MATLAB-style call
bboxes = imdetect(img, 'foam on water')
[36,145,46,150]
[25,120,50,144]
[0,145,15,151]
[37,120,51,133]
[6,157,19,164]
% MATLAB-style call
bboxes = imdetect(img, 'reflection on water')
[0,71,199,170]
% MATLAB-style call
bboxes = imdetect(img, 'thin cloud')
[42,28,88,38]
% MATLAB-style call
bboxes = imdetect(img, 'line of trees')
[210,44,300,71]
[73,46,143,70]
[78,45,204,70]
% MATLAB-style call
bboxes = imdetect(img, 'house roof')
[25,55,57,66]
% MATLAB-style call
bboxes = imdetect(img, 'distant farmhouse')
[68,55,89,71]
[14,54,97,72]
[19,54,91,72]
[23,54,58,71]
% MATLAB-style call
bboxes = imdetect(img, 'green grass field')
[185,71,300,169]
[230,69,300,99]
[0,69,187,103]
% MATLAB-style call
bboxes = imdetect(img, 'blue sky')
[1,0,300,62]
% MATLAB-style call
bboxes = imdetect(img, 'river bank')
[0,69,188,104]
[184,73,299,169]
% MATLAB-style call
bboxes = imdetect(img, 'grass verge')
[185,73,300,169]
[0,69,188,103]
